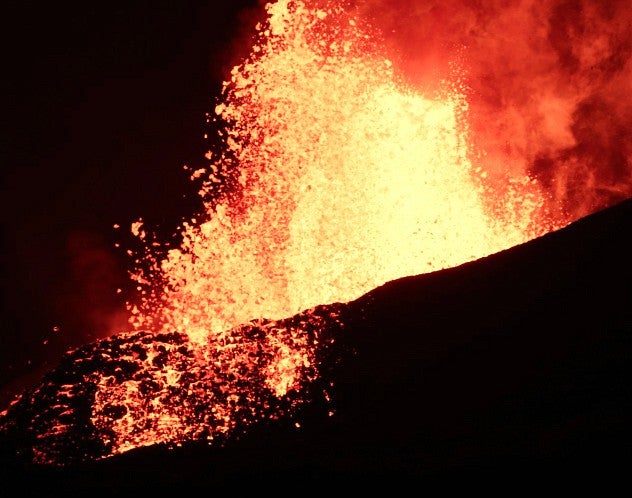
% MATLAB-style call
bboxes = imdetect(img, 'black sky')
[1,1,262,404]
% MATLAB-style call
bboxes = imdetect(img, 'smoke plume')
[356,0,632,219]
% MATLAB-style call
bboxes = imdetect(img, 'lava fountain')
[114,0,562,458]
[128,0,558,343]
[2,0,570,465]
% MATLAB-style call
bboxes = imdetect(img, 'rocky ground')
[1,197,631,496]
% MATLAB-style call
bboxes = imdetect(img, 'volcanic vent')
[2,195,631,493]
[2,0,632,491]
[125,0,562,345]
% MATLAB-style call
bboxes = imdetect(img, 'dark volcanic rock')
[1,197,631,495]
[0,309,343,467]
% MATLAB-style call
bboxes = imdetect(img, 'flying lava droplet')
[128,0,559,345]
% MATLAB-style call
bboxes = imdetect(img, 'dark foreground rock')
[1,197,631,495]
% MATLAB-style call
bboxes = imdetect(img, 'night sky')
[1,1,262,405]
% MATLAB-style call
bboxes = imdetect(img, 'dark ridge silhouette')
[1,196,631,496]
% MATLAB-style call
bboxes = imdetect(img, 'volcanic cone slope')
[1,197,631,495]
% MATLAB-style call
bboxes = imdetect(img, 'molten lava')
[115,0,561,456]
[2,0,571,465]
[129,0,558,343]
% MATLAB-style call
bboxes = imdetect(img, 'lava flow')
[2,0,572,465]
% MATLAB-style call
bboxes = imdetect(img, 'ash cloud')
[355,0,632,219]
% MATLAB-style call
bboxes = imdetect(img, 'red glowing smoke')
[357,0,632,219]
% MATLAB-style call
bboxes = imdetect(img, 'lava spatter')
[0,306,343,464]
[1,0,564,466]
[129,0,556,345]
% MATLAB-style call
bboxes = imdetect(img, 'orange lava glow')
[110,0,562,454]
[89,311,335,459]
[130,0,558,342]
[0,0,579,465]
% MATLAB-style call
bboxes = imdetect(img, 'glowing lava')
[1,0,568,465]
[109,0,562,460]
[129,0,557,345]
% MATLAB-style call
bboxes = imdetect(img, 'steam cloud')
[355,0,632,219]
